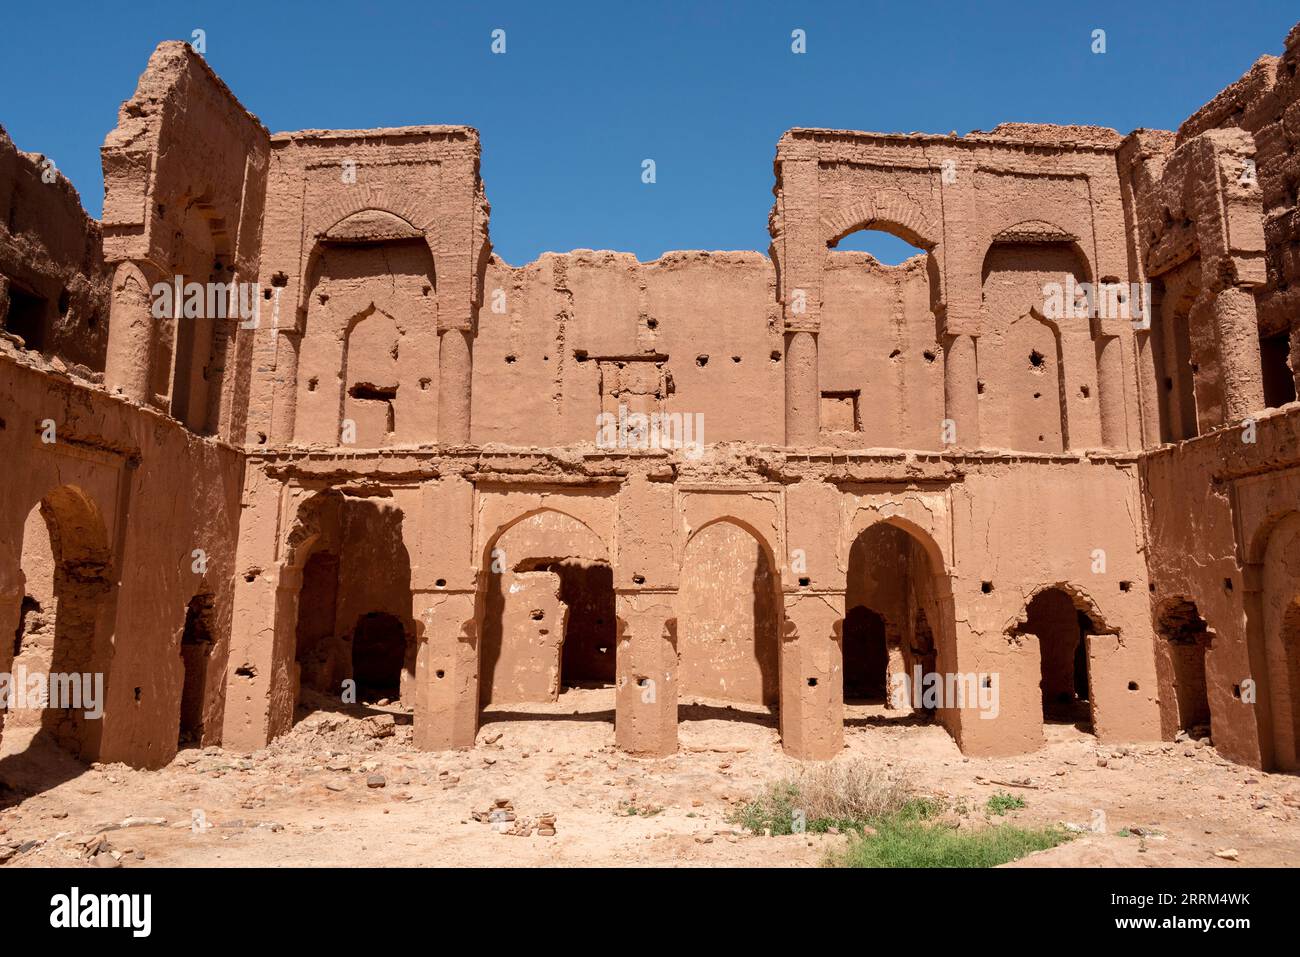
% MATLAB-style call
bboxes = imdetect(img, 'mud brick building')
[3,25,1300,770]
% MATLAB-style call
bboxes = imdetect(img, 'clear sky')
[1,1,1296,265]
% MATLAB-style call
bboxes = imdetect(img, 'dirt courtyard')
[1,688,1297,868]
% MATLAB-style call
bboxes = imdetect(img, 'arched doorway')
[1260,511,1300,769]
[843,520,948,723]
[478,509,616,730]
[1013,587,1106,731]
[11,486,112,760]
[275,490,416,727]
[678,520,781,730]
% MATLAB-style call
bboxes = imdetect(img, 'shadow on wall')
[177,593,216,749]
[479,558,617,708]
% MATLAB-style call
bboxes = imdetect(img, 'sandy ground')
[1,688,1298,868]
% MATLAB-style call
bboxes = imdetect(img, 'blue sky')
[1,1,1295,265]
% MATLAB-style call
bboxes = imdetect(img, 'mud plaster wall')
[474,251,784,446]
[9,24,1300,770]
[1177,24,1300,340]
[0,127,108,370]
[945,460,1158,756]
[1140,405,1300,771]
[0,350,243,768]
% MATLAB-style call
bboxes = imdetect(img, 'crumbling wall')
[474,250,783,447]
[247,126,483,450]
[1176,24,1300,358]
[0,126,108,370]
[100,41,270,440]
[1141,404,1300,770]
[0,348,243,768]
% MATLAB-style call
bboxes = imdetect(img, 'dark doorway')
[3,285,48,352]
[1158,598,1212,735]
[843,606,889,702]
[351,612,407,702]
[1019,588,1095,728]
[1260,330,1296,409]
[549,560,616,687]
[178,595,214,748]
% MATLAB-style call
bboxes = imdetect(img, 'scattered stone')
[367,774,387,789]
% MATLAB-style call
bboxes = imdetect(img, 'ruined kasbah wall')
[218,105,1166,761]
[0,29,1223,771]
[1,42,259,771]
[1177,23,1300,343]
[1140,409,1300,773]
[0,126,108,371]
[1126,22,1300,773]
[0,347,244,770]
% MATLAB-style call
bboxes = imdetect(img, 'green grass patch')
[985,791,1027,816]
[732,763,1072,867]
[831,815,1072,868]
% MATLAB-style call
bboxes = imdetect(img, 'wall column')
[220,469,296,751]
[942,334,980,448]
[1213,285,1265,422]
[438,327,473,444]
[1096,333,1128,448]
[784,330,819,447]
[103,261,159,404]
[614,591,678,756]
[780,591,844,759]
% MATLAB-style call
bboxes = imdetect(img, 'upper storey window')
[832,229,926,265]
